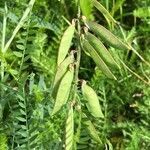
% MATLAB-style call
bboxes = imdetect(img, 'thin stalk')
[130,46,150,67]
[106,0,109,11]
[120,4,123,22]
[73,4,81,101]
[2,3,7,53]
[1,3,7,81]
[72,2,82,148]
[117,24,150,67]
[119,58,150,85]
[140,63,150,81]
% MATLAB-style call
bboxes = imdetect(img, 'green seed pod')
[82,39,117,80]
[82,80,104,118]
[52,52,74,98]
[57,23,75,66]
[52,66,74,115]
[86,21,130,51]
[85,32,120,69]
[65,105,74,150]
[83,115,102,144]
[91,0,116,24]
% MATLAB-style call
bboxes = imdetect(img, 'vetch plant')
[50,0,150,149]
[0,0,150,149]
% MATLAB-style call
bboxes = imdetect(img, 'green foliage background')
[0,0,150,149]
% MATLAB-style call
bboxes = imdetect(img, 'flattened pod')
[82,80,104,118]
[85,32,120,69]
[86,21,130,51]
[52,52,74,98]
[82,39,117,80]
[65,105,74,150]
[91,0,116,24]
[57,24,75,66]
[83,119,102,144]
[52,66,74,115]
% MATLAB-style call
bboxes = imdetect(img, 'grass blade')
[3,0,35,53]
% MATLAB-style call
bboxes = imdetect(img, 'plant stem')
[106,0,109,11]
[73,2,81,101]
[119,58,150,85]
[2,3,7,52]
[72,3,82,148]
[130,46,150,67]
[1,3,7,81]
